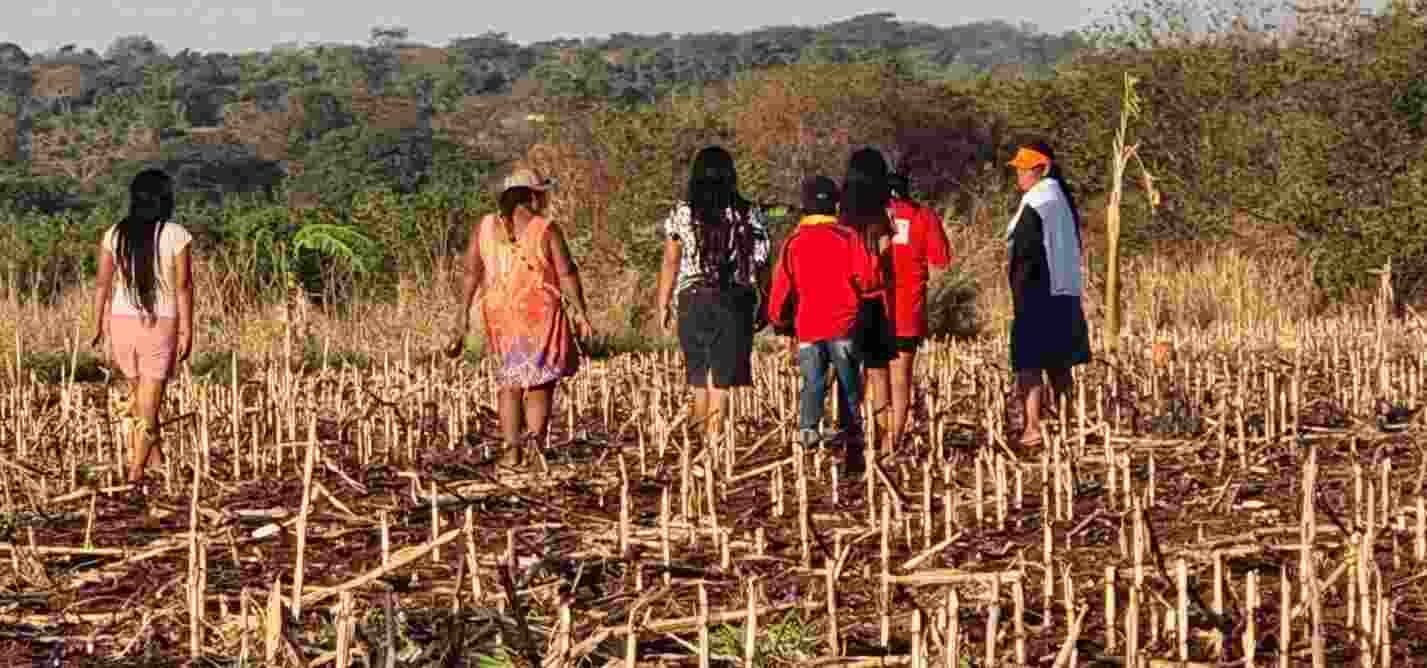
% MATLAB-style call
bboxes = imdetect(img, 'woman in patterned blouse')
[655,146,770,442]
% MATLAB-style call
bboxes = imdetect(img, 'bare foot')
[498,443,524,468]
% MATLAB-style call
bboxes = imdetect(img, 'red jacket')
[886,198,952,337]
[767,215,880,344]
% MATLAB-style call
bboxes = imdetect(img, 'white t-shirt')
[103,222,193,318]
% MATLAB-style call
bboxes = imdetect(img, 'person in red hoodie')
[768,176,880,469]
[884,171,952,451]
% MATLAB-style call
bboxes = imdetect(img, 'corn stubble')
[0,309,1425,666]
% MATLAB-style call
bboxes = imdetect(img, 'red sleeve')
[766,238,795,328]
[922,206,951,268]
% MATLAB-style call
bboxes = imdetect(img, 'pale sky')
[1,0,1390,56]
[3,1,1158,55]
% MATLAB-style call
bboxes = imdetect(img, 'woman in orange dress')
[446,168,593,466]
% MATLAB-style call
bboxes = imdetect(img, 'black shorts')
[1010,294,1092,372]
[894,337,922,353]
[854,298,896,369]
[677,285,756,388]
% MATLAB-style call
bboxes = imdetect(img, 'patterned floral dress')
[477,214,579,388]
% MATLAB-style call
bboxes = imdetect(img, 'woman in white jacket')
[1005,141,1091,447]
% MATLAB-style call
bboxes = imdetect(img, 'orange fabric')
[1008,147,1051,170]
[478,214,579,388]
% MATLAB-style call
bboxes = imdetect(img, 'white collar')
[1005,178,1054,240]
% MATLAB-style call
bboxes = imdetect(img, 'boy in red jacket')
[768,176,880,460]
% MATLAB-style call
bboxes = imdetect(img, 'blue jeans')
[797,337,863,436]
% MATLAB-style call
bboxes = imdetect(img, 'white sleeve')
[167,224,193,256]
[663,205,686,242]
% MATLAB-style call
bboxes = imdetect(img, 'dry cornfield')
[4,308,1427,667]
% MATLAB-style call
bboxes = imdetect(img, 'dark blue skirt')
[1010,294,1091,371]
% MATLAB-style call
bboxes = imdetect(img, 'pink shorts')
[109,315,178,380]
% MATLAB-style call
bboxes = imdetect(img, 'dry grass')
[940,200,1328,344]
[2,270,1426,665]
[0,222,1357,382]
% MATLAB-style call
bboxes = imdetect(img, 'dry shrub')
[432,96,500,155]
[29,122,156,185]
[0,112,15,162]
[32,64,82,98]
[1120,241,1318,334]
[525,141,616,247]
[220,98,307,161]
[349,83,422,131]
[585,267,658,344]
[123,126,160,161]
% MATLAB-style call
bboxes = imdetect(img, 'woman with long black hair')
[91,169,194,487]
[841,147,895,453]
[1005,140,1091,447]
[655,146,770,441]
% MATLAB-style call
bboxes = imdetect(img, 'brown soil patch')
[31,63,83,98]
[397,46,451,68]
[602,49,631,67]
[287,189,320,208]
[121,126,161,161]
[349,82,422,132]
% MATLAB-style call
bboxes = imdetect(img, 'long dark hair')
[841,147,891,253]
[686,146,754,286]
[1023,140,1082,235]
[887,172,911,201]
[842,147,890,216]
[114,169,175,318]
[499,186,539,222]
